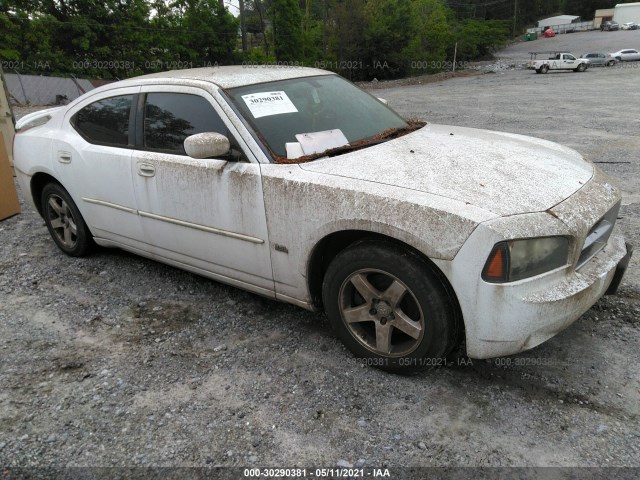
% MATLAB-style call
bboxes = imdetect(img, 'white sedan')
[13,67,632,372]
[609,49,640,61]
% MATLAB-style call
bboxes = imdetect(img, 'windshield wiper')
[272,121,427,164]
[325,121,426,158]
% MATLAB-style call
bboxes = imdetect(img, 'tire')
[541,65,549,74]
[322,241,461,373]
[41,183,94,257]
[576,63,587,72]
[607,60,615,67]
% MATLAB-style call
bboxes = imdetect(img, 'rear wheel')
[576,63,587,72]
[541,65,549,74]
[322,241,461,372]
[41,183,94,257]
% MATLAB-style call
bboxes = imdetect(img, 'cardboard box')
[1,67,15,166]
[0,134,21,221]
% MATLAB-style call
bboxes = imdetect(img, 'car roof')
[109,66,335,90]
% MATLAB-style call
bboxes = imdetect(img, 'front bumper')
[606,242,633,295]
[450,234,629,359]
[435,166,632,359]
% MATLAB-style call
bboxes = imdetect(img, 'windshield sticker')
[241,91,298,119]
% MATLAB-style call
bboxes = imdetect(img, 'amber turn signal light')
[482,242,509,282]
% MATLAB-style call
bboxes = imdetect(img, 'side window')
[72,95,132,147]
[565,55,576,61]
[143,93,228,155]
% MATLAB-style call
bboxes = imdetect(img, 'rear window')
[72,95,132,147]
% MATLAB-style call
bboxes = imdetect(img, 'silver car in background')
[609,49,640,61]
[581,53,617,67]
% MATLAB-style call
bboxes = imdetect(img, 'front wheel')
[607,60,615,66]
[322,241,461,372]
[41,183,94,257]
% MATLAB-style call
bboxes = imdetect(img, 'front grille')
[577,201,620,268]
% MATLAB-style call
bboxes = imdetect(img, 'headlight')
[482,236,569,283]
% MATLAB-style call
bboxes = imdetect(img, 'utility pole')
[239,0,247,52]
[513,0,517,37]
[322,0,328,52]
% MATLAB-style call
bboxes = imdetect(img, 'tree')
[271,0,303,61]
[454,19,510,61]
[363,0,413,79]
[328,0,367,78]
[404,0,452,74]
[0,11,21,61]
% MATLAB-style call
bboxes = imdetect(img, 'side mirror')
[184,132,230,159]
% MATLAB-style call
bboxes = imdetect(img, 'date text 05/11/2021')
[243,467,391,478]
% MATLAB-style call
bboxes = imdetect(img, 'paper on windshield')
[241,91,298,119]
[295,129,349,156]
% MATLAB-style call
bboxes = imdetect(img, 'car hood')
[299,124,594,217]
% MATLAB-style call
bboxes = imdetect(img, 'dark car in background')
[601,21,620,31]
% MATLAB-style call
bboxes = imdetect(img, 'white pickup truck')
[530,52,590,73]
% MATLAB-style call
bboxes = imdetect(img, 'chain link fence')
[3,71,98,107]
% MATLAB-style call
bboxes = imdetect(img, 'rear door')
[130,85,275,295]
[54,87,144,245]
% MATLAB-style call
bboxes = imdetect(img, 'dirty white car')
[13,67,632,372]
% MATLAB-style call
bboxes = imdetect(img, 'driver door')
[130,85,274,295]
[563,54,576,67]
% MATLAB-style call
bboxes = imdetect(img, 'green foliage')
[454,19,511,61]
[242,46,276,64]
[327,0,367,79]
[403,0,453,75]
[271,0,303,61]
[1,0,598,81]
[362,0,413,79]
[0,12,21,61]
[172,0,239,65]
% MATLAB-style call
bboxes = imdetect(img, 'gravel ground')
[1,34,639,475]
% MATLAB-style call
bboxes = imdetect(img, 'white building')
[613,2,640,24]
[537,15,580,28]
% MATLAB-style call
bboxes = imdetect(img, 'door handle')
[58,151,72,164]
[137,162,155,177]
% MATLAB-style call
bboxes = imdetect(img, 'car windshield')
[226,75,412,162]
